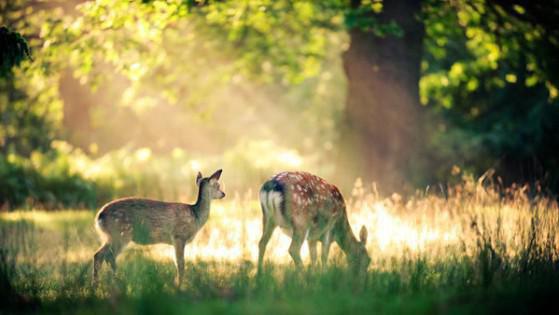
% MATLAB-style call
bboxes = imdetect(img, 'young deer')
[92,169,225,286]
[258,171,370,273]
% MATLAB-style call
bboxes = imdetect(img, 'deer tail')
[94,210,110,243]
[259,180,286,218]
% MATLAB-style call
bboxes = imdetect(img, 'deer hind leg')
[93,242,113,283]
[174,238,186,287]
[92,241,124,284]
[92,244,106,285]
[308,240,318,267]
[288,228,305,268]
[258,215,276,272]
[107,241,125,272]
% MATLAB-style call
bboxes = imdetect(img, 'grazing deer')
[92,169,225,286]
[258,171,370,273]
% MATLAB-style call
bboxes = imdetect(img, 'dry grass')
[1,176,558,314]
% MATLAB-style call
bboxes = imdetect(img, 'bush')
[0,153,97,209]
[0,139,317,210]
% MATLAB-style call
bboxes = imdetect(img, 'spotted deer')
[92,169,225,286]
[258,171,370,273]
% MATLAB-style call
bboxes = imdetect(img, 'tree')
[340,0,424,191]
[1,8,55,156]
[157,0,425,191]
[3,0,559,192]
[0,26,31,78]
[421,0,559,191]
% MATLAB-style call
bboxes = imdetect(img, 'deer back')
[260,172,346,239]
[96,198,197,245]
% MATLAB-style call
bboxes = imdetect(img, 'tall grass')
[1,176,558,314]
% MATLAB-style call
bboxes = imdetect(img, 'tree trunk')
[338,0,425,193]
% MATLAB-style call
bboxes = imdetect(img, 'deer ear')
[196,172,203,186]
[359,225,368,244]
[210,169,222,181]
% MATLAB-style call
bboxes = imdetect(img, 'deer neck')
[334,218,361,259]
[192,183,211,226]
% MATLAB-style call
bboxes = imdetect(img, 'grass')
[1,177,559,314]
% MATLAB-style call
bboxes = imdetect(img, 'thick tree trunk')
[338,0,425,193]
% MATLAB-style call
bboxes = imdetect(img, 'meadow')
[2,1,559,314]
[1,177,559,314]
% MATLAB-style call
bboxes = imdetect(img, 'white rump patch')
[268,191,283,214]
[260,190,269,214]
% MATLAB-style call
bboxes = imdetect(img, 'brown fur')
[92,169,225,286]
[258,171,370,272]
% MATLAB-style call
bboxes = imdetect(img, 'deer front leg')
[288,229,305,268]
[174,238,186,287]
[308,240,318,267]
[321,231,332,267]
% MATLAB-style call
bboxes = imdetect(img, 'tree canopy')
[1,0,558,207]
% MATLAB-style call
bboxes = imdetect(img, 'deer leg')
[321,232,332,267]
[288,229,305,268]
[93,243,108,285]
[93,241,122,284]
[174,238,186,287]
[107,242,124,273]
[258,216,276,272]
[308,240,318,267]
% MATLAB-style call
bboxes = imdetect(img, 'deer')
[258,171,370,273]
[92,169,225,286]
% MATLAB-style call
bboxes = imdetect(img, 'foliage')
[420,0,559,189]
[0,139,322,209]
[0,0,558,196]
[0,1,63,156]
[0,69,61,156]
[0,150,97,209]
[0,26,31,77]
[0,0,347,154]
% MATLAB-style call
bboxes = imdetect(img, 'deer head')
[349,225,371,274]
[196,169,225,200]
